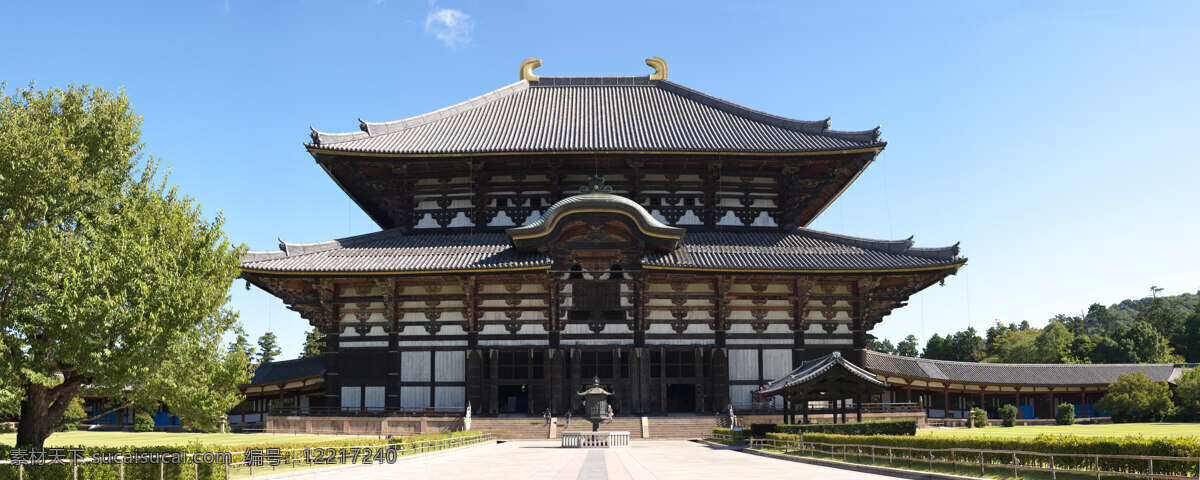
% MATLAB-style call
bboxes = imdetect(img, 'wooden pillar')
[801,398,809,424]
[906,382,913,405]
[943,389,949,419]
[488,349,500,414]
[855,394,863,422]
[324,334,342,410]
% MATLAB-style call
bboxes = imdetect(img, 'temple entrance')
[498,384,528,414]
[666,384,696,412]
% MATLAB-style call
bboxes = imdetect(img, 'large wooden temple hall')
[238,58,967,418]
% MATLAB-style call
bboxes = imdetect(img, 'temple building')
[238,58,966,418]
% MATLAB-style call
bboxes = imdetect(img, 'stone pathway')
[262,440,905,479]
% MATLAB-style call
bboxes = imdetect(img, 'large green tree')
[1095,371,1173,422]
[1175,367,1200,414]
[0,84,248,447]
[895,334,920,357]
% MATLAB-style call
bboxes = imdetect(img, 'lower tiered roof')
[240,227,964,275]
[864,351,1188,386]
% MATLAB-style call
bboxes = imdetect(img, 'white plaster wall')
[435,387,465,408]
[761,349,792,380]
[401,351,431,382]
[729,349,759,381]
[400,387,430,408]
[435,351,465,382]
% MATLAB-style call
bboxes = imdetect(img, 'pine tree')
[300,328,325,358]
[257,332,282,364]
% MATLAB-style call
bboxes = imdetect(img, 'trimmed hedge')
[764,432,1200,477]
[0,430,483,480]
[711,428,745,444]
[749,419,917,437]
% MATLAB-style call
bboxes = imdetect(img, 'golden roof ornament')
[519,58,542,82]
[646,57,668,81]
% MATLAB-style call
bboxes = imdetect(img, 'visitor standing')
[565,409,572,427]
[544,408,551,425]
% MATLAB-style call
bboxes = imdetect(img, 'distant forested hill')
[872,289,1200,364]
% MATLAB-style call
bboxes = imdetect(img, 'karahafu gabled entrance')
[760,351,887,423]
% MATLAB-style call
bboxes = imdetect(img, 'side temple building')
[237,58,966,418]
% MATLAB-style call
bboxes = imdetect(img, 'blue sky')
[4,1,1198,359]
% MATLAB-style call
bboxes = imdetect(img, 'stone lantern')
[577,376,612,432]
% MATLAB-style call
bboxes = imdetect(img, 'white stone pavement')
[256,440,904,479]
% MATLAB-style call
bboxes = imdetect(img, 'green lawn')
[0,431,381,448]
[920,423,1200,439]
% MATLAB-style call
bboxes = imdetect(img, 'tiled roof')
[761,351,886,395]
[246,356,325,386]
[864,351,1188,386]
[241,227,961,274]
[643,228,963,271]
[241,230,551,273]
[307,77,884,155]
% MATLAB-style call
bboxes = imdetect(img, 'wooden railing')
[730,436,1200,480]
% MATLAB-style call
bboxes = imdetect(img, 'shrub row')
[0,430,482,480]
[749,419,918,438]
[710,428,744,444]
[763,432,1200,477]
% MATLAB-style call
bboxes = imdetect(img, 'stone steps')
[469,415,731,440]
[469,418,551,440]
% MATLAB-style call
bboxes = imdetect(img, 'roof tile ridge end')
[360,80,531,137]
[309,126,369,147]
[278,228,404,257]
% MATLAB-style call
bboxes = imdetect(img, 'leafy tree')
[1175,367,1200,414]
[923,327,983,362]
[983,328,1040,363]
[1084,303,1118,334]
[896,335,920,357]
[1180,301,1200,362]
[229,331,257,360]
[1137,294,1184,353]
[1033,321,1074,363]
[1114,321,1172,363]
[0,84,248,447]
[257,332,282,364]
[871,338,896,355]
[1095,372,1173,422]
[301,327,326,358]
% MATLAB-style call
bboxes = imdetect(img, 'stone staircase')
[469,417,551,440]
[470,414,736,440]
[557,416,644,438]
[645,416,721,440]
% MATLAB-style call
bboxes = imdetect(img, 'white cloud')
[424,6,474,49]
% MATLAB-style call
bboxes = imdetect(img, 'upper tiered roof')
[308,60,883,156]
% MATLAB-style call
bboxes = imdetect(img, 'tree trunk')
[15,379,84,447]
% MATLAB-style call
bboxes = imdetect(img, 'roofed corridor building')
[237,58,966,424]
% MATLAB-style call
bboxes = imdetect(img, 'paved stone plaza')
[264,440,900,479]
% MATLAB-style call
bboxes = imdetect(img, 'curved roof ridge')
[309,80,531,146]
